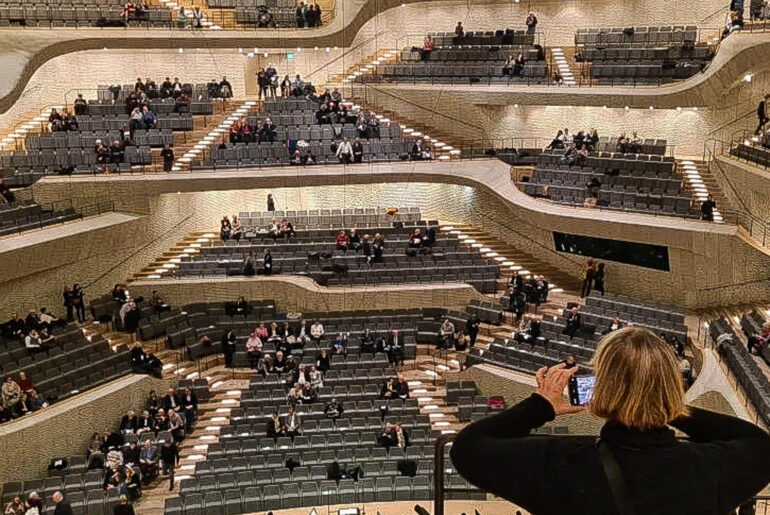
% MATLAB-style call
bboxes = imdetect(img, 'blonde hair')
[590,327,687,430]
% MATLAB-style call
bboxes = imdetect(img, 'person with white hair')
[51,492,73,515]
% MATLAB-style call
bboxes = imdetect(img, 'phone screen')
[569,375,595,406]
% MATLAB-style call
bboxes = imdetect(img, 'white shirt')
[336,141,353,156]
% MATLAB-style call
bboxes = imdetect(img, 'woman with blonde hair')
[451,327,770,515]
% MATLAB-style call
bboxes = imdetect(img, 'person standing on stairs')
[160,144,174,172]
[700,194,717,222]
[755,94,770,135]
[466,315,480,348]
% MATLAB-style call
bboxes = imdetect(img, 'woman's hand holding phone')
[534,364,585,416]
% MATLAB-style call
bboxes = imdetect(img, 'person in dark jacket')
[465,315,481,348]
[222,330,237,368]
[450,327,770,515]
[593,262,606,296]
[51,492,73,515]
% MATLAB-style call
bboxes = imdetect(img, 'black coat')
[451,394,770,515]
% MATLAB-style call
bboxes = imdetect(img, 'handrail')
[699,5,730,25]
[707,108,756,137]
[697,274,770,293]
[707,146,752,213]
[433,432,455,515]
[307,30,389,83]
[84,212,195,291]
[359,83,485,134]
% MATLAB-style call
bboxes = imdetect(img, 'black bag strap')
[596,438,637,515]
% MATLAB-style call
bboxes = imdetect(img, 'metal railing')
[0,198,115,238]
[353,83,484,136]
[704,141,770,247]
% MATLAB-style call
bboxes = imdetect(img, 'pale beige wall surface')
[0,374,170,487]
[11,160,770,311]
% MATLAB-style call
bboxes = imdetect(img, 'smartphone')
[568,375,596,406]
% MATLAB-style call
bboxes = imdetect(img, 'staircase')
[132,231,214,281]
[171,100,257,172]
[134,368,249,515]
[440,224,581,294]
[677,159,728,223]
[332,49,399,86]
[0,105,62,152]
[548,47,577,86]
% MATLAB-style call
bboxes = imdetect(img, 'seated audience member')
[381,377,398,399]
[408,228,424,251]
[146,390,161,419]
[136,411,153,435]
[16,371,33,394]
[560,143,578,167]
[112,283,128,303]
[139,440,159,483]
[308,365,323,388]
[267,412,285,439]
[316,349,331,374]
[273,351,287,374]
[25,310,41,332]
[123,441,140,467]
[564,354,578,369]
[439,319,455,349]
[3,312,26,339]
[380,421,409,448]
[153,410,169,433]
[563,307,581,337]
[360,329,376,354]
[586,177,602,198]
[131,341,162,377]
[324,397,344,420]
[39,327,55,347]
[24,330,43,353]
[175,92,191,113]
[163,388,181,412]
[384,330,405,366]
[410,139,432,160]
[284,406,301,438]
[38,308,62,329]
[348,228,362,252]
[604,315,623,335]
[311,319,325,343]
[120,410,139,433]
[0,179,15,204]
[420,35,433,61]
[149,291,170,313]
[258,354,274,376]
[332,333,347,355]
[546,130,565,150]
[26,389,46,412]
[335,230,350,252]
[616,132,629,153]
[246,330,264,369]
[280,219,295,241]
[395,374,410,399]
[515,315,541,343]
[4,496,24,515]
[234,295,248,316]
